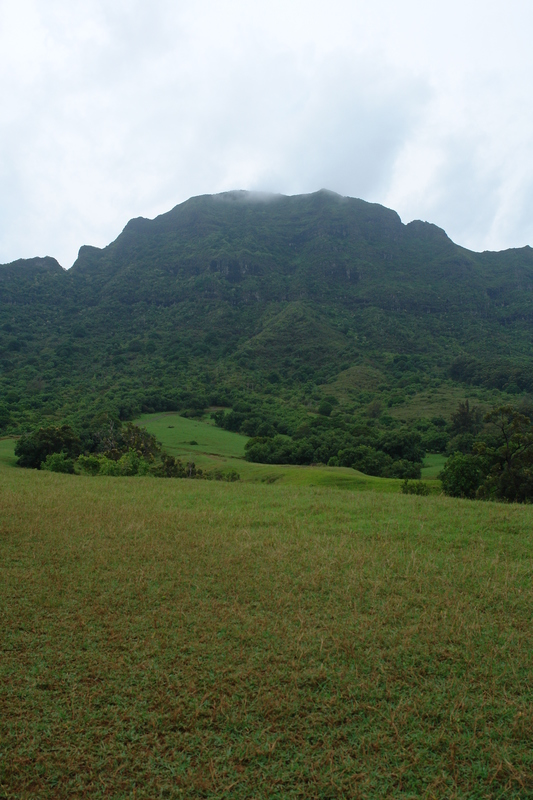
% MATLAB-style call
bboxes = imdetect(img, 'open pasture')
[420,454,447,480]
[1,457,532,798]
[136,412,249,461]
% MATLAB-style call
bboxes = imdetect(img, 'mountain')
[1,189,533,431]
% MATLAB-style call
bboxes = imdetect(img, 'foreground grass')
[1,464,532,798]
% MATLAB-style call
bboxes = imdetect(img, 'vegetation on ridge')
[2,189,533,441]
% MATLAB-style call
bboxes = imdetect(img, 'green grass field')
[1,441,533,798]
[420,453,447,479]
[136,412,249,460]
[0,437,17,468]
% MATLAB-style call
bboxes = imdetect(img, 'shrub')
[41,451,75,474]
[97,457,121,476]
[151,455,203,479]
[474,406,533,502]
[95,422,160,462]
[204,469,240,482]
[440,453,482,499]
[77,455,101,475]
[152,454,187,478]
[446,433,475,455]
[343,446,392,476]
[77,450,151,477]
[401,479,430,496]
[116,449,150,476]
[386,459,422,480]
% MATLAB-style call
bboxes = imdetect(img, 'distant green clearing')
[0,437,17,468]
[137,413,441,493]
[421,452,447,479]
[136,411,248,459]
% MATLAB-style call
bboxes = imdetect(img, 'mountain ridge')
[1,189,533,431]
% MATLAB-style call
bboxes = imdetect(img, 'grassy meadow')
[1,433,533,799]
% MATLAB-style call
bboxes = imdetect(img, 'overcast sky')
[1,0,533,267]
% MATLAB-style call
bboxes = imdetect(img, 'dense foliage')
[14,425,82,469]
[242,419,425,478]
[440,405,533,502]
[2,190,533,440]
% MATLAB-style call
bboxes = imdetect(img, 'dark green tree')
[318,401,333,417]
[476,406,533,502]
[450,400,483,436]
[15,425,81,469]
[440,452,483,499]
[95,422,161,462]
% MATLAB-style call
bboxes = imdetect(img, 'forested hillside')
[1,189,533,435]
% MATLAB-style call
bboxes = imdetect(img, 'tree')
[379,430,424,463]
[318,401,332,417]
[475,406,533,502]
[94,421,161,462]
[450,400,483,436]
[0,403,10,431]
[15,425,81,469]
[440,452,483,499]
[340,445,392,476]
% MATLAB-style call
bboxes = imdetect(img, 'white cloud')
[1,0,533,265]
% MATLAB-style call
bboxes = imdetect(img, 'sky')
[1,0,533,267]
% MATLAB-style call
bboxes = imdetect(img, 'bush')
[204,469,240,482]
[343,446,392,476]
[95,422,160,462]
[41,451,75,474]
[151,454,187,478]
[446,433,475,455]
[77,455,101,475]
[401,479,430,496]
[96,457,121,476]
[379,430,424,462]
[440,453,482,499]
[77,450,150,477]
[318,401,332,417]
[386,459,422,480]
[0,403,10,431]
[116,449,150,476]
[151,455,203,479]
[421,429,449,453]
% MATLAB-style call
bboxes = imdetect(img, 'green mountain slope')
[1,189,533,430]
